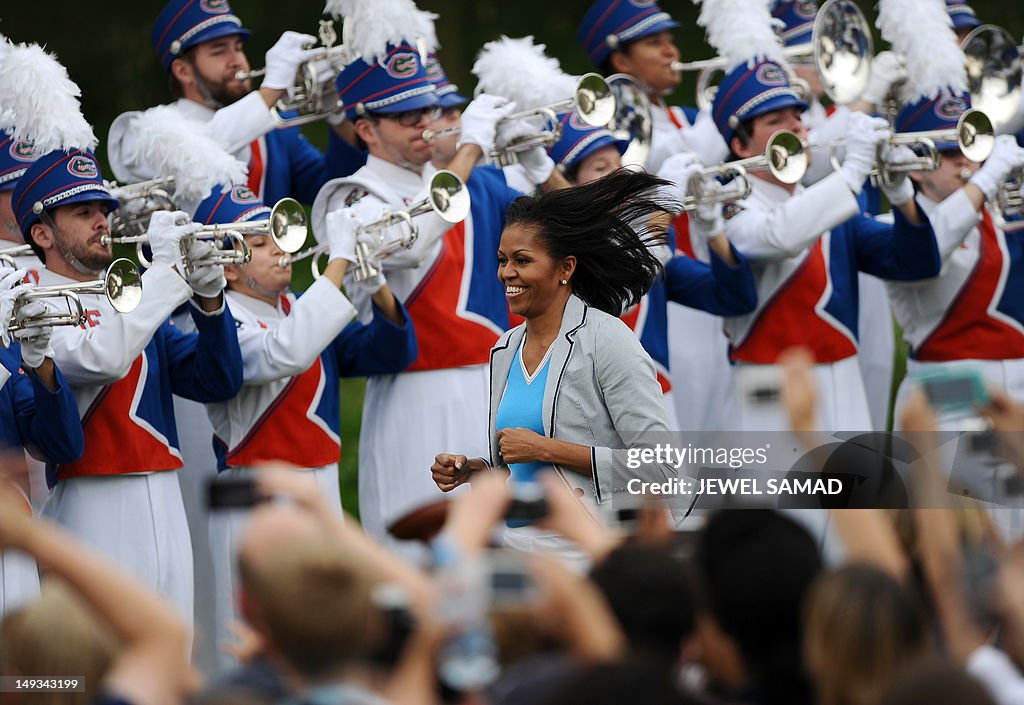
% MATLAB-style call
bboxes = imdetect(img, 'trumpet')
[677,0,873,111]
[107,176,178,239]
[808,108,995,185]
[680,166,753,211]
[0,244,36,269]
[235,20,352,127]
[711,130,808,188]
[993,168,1024,232]
[422,73,616,167]
[8,258,142,334]
[283,170,470,281]
[103,198,308,273]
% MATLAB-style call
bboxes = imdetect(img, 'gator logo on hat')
[795,0,817,19]
[9,141,35,163]
[386,53,419,79]
[756,63,788,86]
[424,57,443,82]
[229,185,259,205]
[568,113,593,131]
[66,155,98,178]
[200,0,230,14]
[935,96,968,121]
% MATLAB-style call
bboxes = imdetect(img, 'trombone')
[283,170,470,282]
[807,108,995,186]
[422,73,616,167]
[235,19,352,127]
[0,244,36,269]
[677,0,873,111]
[8,258,142,335]
[103,198,308,273]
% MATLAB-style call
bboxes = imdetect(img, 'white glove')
[516,146,556,184]
[691,189,725,238]
[457,94,516,154]
[657,152,703,206]
[147,210,199,271]
[0,268,28,347]
[877,143,917,206]
[326,209,360,263]
[355,257,388,295]
[675,110,731,167]
[262,31,318,91]
[184,241,227,298]
[12,301,52,369]
[969,134,1024,201]
[839,113,890,194]
[859,51,907,107]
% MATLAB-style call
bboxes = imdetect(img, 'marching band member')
[578,0,739,435]
[698,0,941,432]
[311,5,556,555]
[0,264,84,616]
[548,113,758,428]
[0,134,41,284]
[107,0,364,207]
[193,183,416,666]
[577,0,728,173]
[772,0,901,431]
[11,148,243,622]
[946,0,983,42]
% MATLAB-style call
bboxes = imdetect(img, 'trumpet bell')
[961,25,1023,133]
[574,72,617,128]
[427,170,471,224]
[959,108,995,163]
[105,258,144,314]
[812,0,873,105]
[765,131,807,185]
[606,74,653,168]
[268,198,308,253]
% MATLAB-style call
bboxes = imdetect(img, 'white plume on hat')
[119,105,248,206]
[472,36,578,110]
[324,0,438,64]
[0,42,96,154]
[694,0,786,72]
[877,0,967,101]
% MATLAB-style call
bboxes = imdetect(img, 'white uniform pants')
[668,303,737,433]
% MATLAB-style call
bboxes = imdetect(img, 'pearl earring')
[560,279,567,285]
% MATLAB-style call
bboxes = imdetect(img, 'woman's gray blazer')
[487,294,678,503]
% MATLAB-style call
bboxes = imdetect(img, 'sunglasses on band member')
[379,106,444,127]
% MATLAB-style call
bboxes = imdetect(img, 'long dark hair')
[504,169,676,316]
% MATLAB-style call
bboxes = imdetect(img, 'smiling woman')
[431,169,684,554]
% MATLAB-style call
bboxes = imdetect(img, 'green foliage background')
[3,1,1022,515]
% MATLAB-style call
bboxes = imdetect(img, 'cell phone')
[207,477,264,510]
[601,501,643,534]
[739,365,782,406]
[914,367,990,415]
[487,549,536,605]
[503,482,548,523]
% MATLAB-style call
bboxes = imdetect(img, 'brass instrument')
[0,244,35,268]
[808,108,995,185]
[994,168,1024,232]
[283,170,470,281]
[235,20,352,127]
[8,258,142,333]
[104,198,308,273]
[107,176,178,240]
[961,25,1023,133]
[679,0,873,111]
[422,73,616,167]
[605,74,653,168]
[712,130,808,188]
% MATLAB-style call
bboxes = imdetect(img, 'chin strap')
[38,210,103,278]
[193,73,226,111]
[245,275,283,301]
